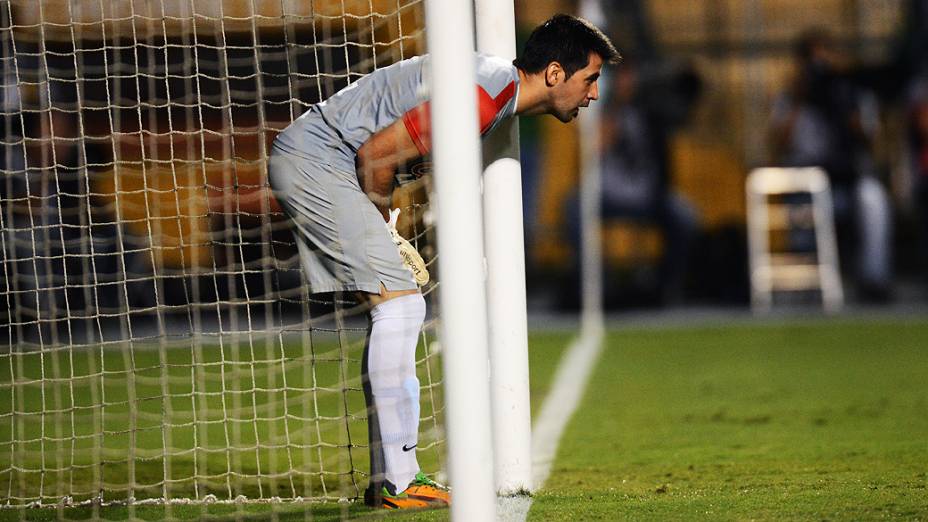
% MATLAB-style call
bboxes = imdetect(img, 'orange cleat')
[367,472,451,509]
[401,472,451,506]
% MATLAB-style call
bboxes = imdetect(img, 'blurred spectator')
[565,59,702,307]
[895,0,928,287]
[769,28,894,302]
[906,80,928,281]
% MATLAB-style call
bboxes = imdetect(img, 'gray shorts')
[268,150,417,295]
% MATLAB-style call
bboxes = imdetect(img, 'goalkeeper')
[268,13,619,509]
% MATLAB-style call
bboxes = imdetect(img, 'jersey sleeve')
[477,80,517,135]
[401,81,517,156]
[402,102,431,156]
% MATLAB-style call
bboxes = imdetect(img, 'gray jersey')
[273,53,520,173]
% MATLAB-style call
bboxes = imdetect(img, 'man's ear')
[545,62,563,87]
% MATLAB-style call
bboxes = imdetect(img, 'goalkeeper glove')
[387,208,430,286]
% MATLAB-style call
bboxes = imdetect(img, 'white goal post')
[424,1,495,518]
[475,0,533,498]
[578,0,607,336]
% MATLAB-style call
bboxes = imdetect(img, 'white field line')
[498,327,605,521]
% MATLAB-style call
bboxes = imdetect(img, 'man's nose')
[589,81,599,101]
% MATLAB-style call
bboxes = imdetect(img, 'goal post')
[425,0,496,518]
[578,0,607,336]
[474,0,533,497]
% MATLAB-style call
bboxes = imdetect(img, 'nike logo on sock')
[402,443,417,452]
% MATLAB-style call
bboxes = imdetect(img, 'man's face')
[549,52,604,122]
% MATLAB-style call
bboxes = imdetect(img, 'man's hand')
[387,208,430,286]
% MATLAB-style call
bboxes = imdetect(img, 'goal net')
[0,0,444,508]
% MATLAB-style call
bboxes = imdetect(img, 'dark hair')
[514,14,621,77]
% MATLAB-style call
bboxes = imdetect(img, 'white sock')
[368,293,426,492]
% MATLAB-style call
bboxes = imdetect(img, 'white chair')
[746,167,843,314]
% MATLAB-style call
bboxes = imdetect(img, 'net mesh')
[0,0,443,507]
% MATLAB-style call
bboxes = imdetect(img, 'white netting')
[0,0,443,507]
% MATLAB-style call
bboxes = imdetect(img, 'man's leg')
[362,288,425,496]
[268,151,442,505]
[854,176,893,300]
[363,288,450,508]
[361,324,386,506]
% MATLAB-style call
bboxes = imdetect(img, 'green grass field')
[532,318,928,521]
[2,318,927,520]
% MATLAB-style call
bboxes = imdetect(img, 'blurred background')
[518,0,927,313]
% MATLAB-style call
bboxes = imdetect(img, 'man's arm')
[356,79,510,220]
[356,117,425,221]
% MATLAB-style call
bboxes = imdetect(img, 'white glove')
[387,208,430,286]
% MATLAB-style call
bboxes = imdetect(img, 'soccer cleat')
[377,488,432,509]
[401,471,451,506]
[366,472,451,509]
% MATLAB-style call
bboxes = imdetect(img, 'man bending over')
[268,13,619,509]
